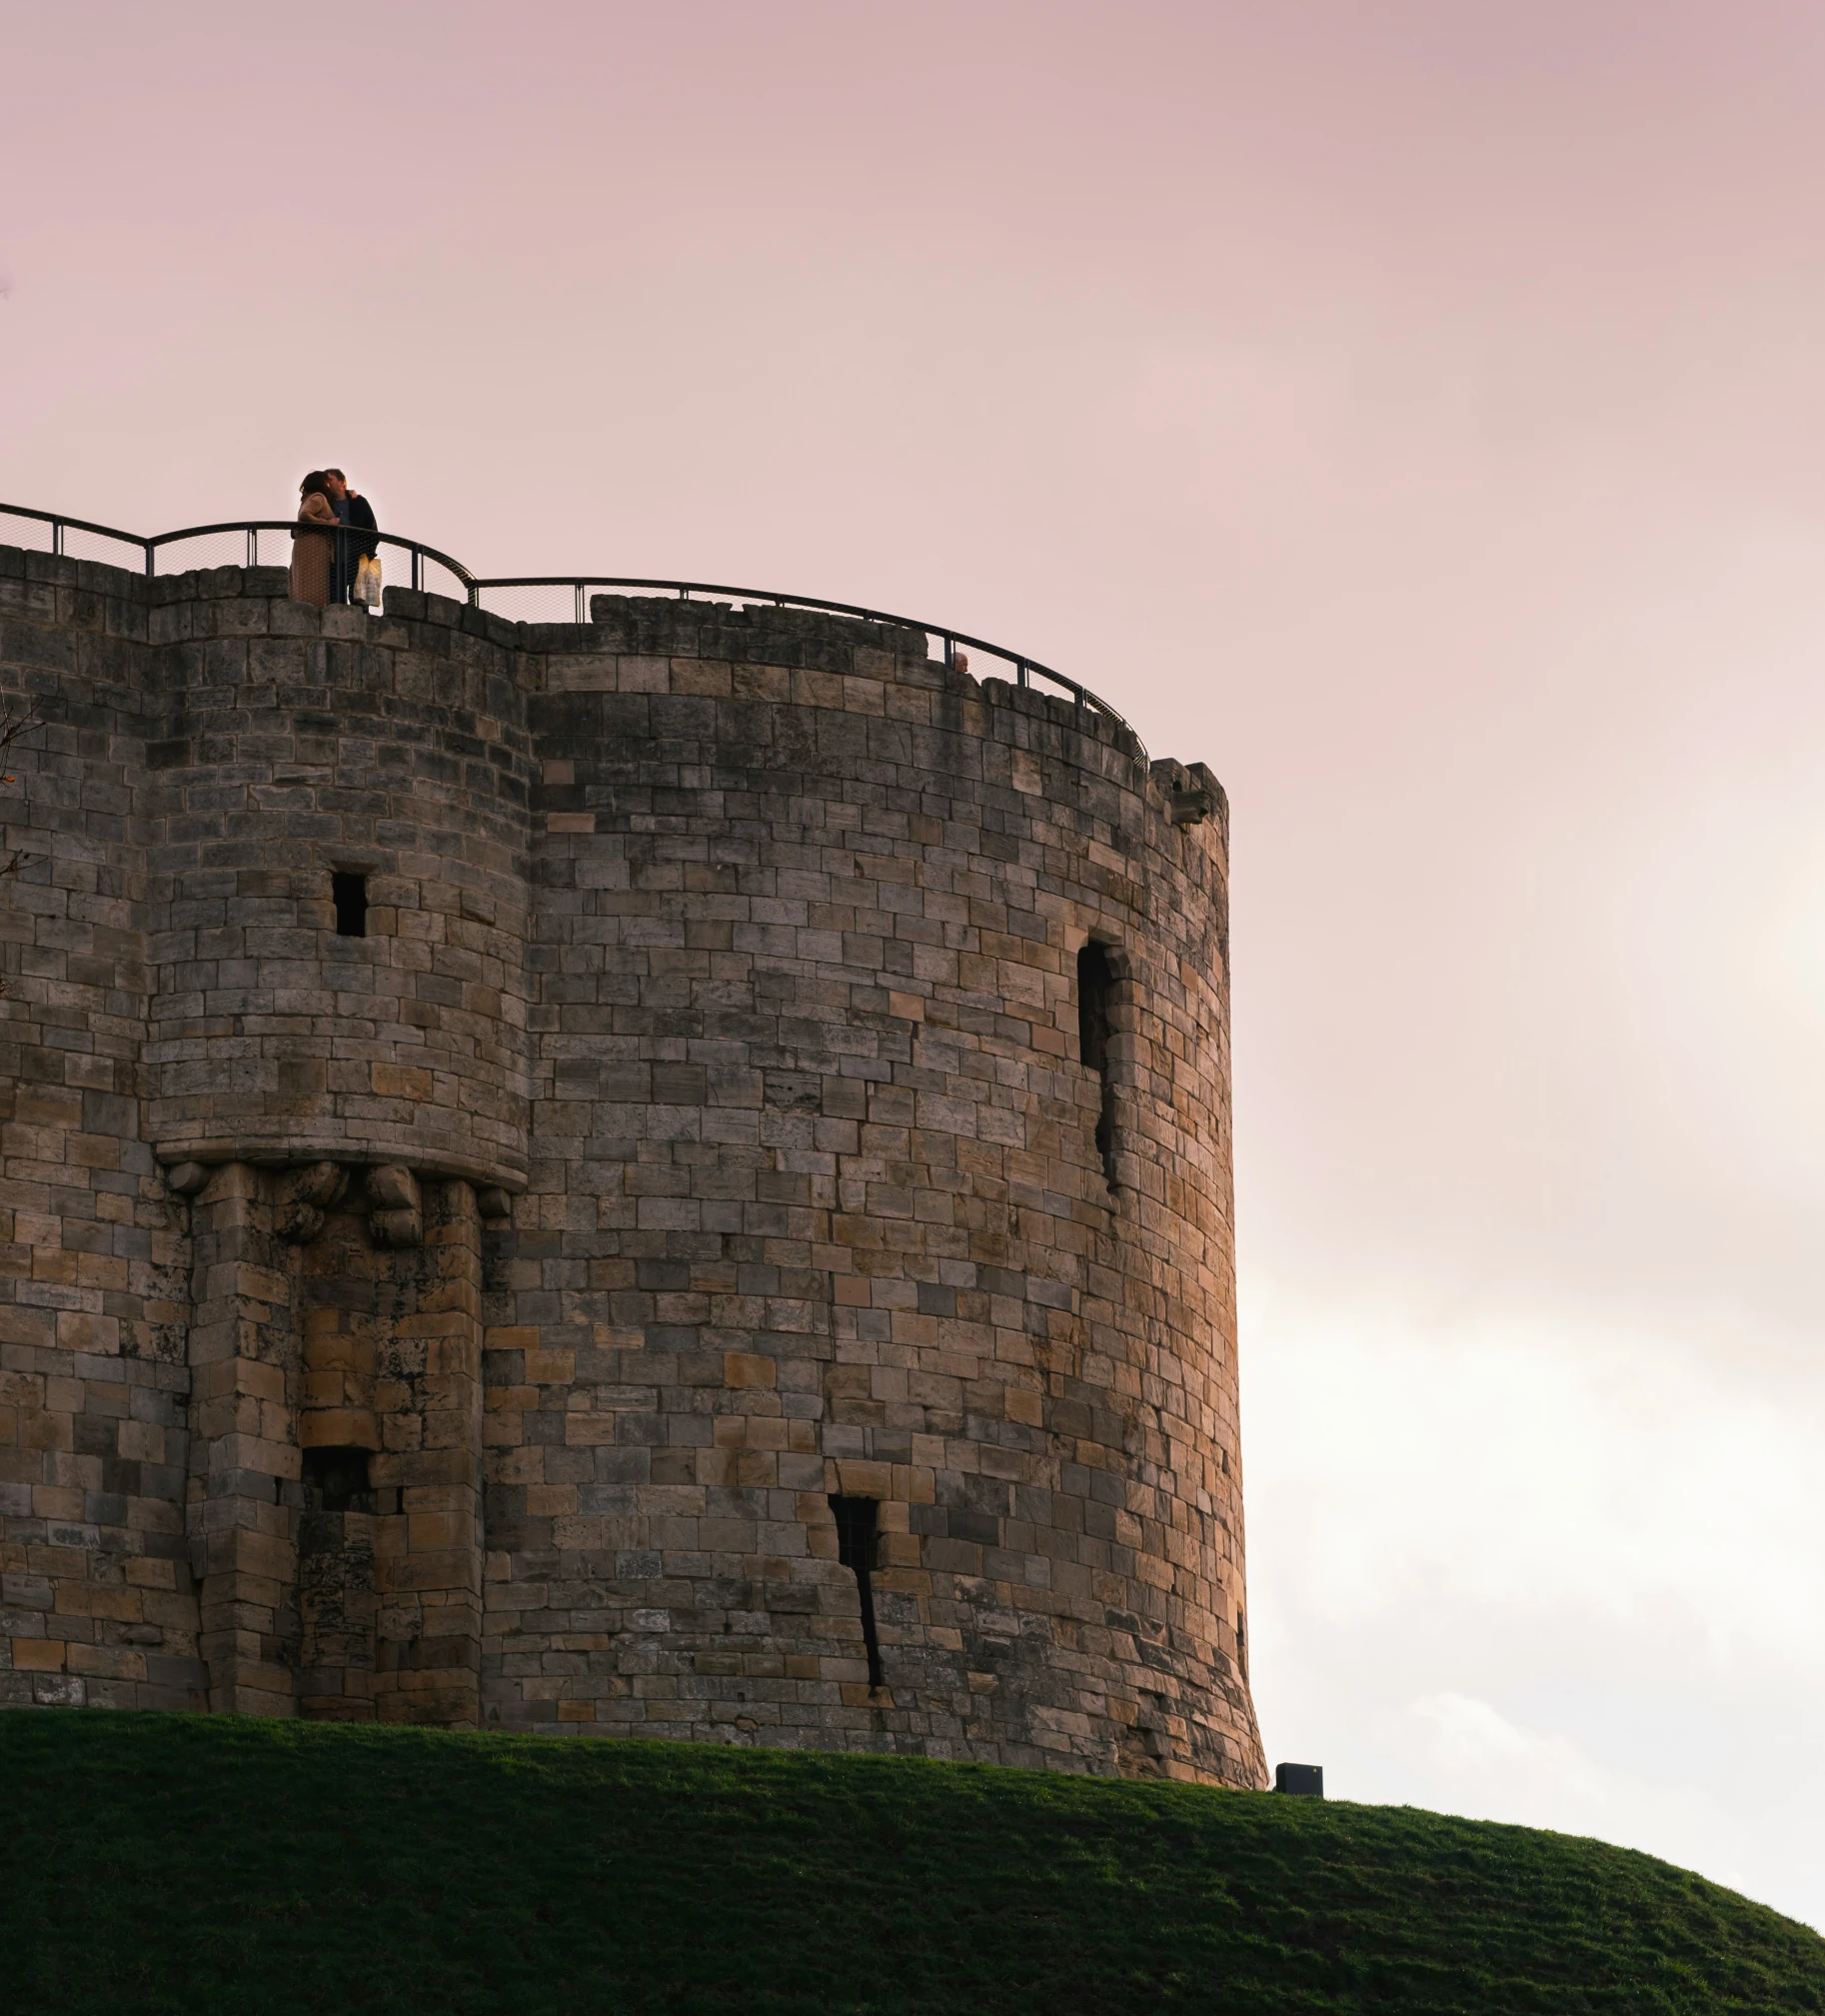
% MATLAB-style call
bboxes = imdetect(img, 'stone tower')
[0,541,1265,1787]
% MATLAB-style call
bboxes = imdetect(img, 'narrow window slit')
[1076,942,1119,1191]
[828,1493,884,1690]
[331,872,368,938]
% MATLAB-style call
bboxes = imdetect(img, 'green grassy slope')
[3,1714,1820,2015]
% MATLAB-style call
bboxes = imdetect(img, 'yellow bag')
[354,554,383,607]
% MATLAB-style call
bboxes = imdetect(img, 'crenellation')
[0,544,1263,1782]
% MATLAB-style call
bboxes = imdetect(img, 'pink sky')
[7,0,1825,1923]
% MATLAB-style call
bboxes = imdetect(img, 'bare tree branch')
[0,701,42,998]
[0,698,40,782]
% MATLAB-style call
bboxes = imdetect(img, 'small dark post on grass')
[1274,1763,1324,1798]
[829,1494,884,1690]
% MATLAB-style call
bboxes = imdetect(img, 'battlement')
[0,538,1261,1785]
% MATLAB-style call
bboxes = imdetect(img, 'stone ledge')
[154,1141,529,1191]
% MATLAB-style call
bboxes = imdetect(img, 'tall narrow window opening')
[828,1493,884,1690]
[1076,941,1119,1191]
[331,872,368,938]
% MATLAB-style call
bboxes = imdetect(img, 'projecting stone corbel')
[276,1161,350,1244]
[1150,758,1219,828]
[367,1163,423,1247]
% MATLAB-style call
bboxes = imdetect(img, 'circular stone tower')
[0,542,1264,1787]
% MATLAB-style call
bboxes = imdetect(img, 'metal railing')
[0,503,1141,753]
[0,504,474,604]
[475,575,1138,746]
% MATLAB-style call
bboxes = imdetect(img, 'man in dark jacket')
[323,469,379,604]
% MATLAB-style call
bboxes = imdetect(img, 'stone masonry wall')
[0,542,1264,1787]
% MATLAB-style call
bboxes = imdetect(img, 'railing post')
[145,539,155,578]
[411,548,421,593]
[51,520,62,558]
[575,583,585,625]
[246,528,256,568]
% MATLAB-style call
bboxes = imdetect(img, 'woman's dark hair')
[299,469,330,499]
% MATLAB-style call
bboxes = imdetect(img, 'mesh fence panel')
[415,549,471,604]
[360,537,470,605]
[474,584,585,625]
[0,513,149,574]
[474,584,791,625]
[0,511,55,554]
[952,644,1023,686]
[152,530,252,576]
[60,526,147,573]
[0,512,81,560]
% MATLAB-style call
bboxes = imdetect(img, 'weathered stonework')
[0,544,1265,1786]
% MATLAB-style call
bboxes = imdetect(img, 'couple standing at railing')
[289,469,380,609]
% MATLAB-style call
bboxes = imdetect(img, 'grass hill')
[3,1713,1820,2014]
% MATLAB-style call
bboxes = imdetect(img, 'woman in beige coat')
[289,472,336,607]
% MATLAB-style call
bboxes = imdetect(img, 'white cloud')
[1242,1276,1825,1927]
[1410,1692,1697,1844]
[1243,1279,1825,1666]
